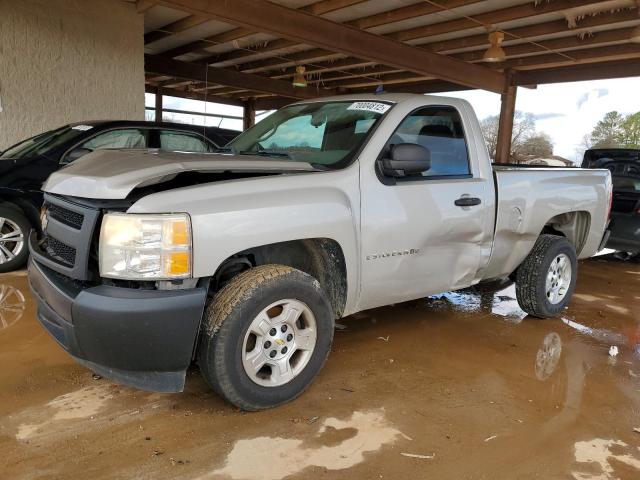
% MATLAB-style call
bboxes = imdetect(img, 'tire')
[0,206,31,273]
[198,264,334,411]
[515,234,577,318]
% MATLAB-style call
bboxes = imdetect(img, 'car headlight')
[99,213,192,280]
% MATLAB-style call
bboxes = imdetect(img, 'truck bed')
[481,165,611,280]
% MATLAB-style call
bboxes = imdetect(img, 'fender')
[129,167,362,314]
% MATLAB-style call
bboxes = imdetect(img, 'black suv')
[582,148,640,258]
[0,121,237,272]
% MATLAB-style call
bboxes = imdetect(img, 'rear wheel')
[516,235,577,318]
[198,264,334,411]
[0,206,30,273]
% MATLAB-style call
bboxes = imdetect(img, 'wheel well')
[213,238,348,318]
[541,211,591,255]
[0,198,39,231]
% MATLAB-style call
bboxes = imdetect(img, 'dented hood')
[43,149,317,199]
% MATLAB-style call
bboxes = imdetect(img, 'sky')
[434,77,640,164]
[147,76,640,164]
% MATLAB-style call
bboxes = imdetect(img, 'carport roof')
[139,0,640,109]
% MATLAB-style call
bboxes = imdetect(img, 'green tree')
[621,112,640,148]
[590,111,625,147]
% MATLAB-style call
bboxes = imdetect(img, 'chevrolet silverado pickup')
[28,94,612,410]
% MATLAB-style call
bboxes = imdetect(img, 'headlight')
[99,213,192,280]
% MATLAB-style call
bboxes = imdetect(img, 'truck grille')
[30,195,102,281]
[43,237,77,267]
[47,203,84,229]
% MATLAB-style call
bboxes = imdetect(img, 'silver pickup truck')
[28,94,611,410]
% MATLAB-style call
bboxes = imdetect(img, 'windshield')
[228,101,391,168]
[1,125,89,159]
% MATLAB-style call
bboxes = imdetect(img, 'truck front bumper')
[28,258,208,392]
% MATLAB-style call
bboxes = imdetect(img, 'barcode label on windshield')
[347,102,391,114]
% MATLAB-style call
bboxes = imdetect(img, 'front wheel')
[198,265,334,411]
[0,206,31,273]
[516,235,577,318]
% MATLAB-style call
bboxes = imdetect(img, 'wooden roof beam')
[206,0,609,67]
[315,43,640,89]
[498,43,640,70]
[513,58,640,85]
[160,0,368,59]
[145,54,336,99]
[164,0,485,60]
[145,14,210,44]
[242,9,640,80]
[391,0,609,42]
[153,0,505,92]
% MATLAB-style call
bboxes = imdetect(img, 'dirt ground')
[1,255,639,480]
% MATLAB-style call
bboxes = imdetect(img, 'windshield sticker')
[71,125,93,131]
[347,102,391,114]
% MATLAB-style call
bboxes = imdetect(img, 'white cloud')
[435,77,640,163]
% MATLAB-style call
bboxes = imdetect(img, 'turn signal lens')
[99,213,192,280]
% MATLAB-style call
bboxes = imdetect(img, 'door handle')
[455,197,482,207]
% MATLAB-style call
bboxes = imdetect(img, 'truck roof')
[288,92,468,107]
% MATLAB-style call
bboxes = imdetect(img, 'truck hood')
[43,149,318,199]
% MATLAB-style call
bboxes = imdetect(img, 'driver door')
[358,104,492,310]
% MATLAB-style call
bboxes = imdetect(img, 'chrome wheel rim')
[546,253,572,305]
[0,284,26,330]
[0,217,25,265]
[242,299,317,387]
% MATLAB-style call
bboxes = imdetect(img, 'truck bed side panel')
[483,167,610,279]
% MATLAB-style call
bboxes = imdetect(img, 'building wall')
[0,0,144,150]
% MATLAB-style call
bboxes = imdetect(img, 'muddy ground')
[1,255,639,480]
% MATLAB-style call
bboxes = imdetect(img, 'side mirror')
[380,143,431,177]
[63,147,93,163]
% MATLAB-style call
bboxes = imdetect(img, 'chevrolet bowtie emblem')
[275,339,285,346]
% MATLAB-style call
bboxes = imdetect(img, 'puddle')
[572,438,640,479]
[4,383,170,443]
[200,410,405,480]
[0,283,26,330]
[562,317,628,346]
[429,283,527,322]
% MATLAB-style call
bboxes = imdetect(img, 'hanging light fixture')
[292,65,308,87]
[631,25,640,43]
[483,31,506,63]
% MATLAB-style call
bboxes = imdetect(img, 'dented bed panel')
[483,167,611,279]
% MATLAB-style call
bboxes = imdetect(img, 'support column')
[495,85,517,164]
[243,98,256,130]
[155,88,163,123]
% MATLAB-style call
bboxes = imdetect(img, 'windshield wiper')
[239,150,291,159]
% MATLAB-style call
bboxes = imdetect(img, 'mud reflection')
[0,283,26,330]
[535,332,562,381]
[201,410,406,480]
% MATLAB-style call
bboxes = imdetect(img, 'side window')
[81,129,148,150]
[387,106,470,178]
[159,130,212,152]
